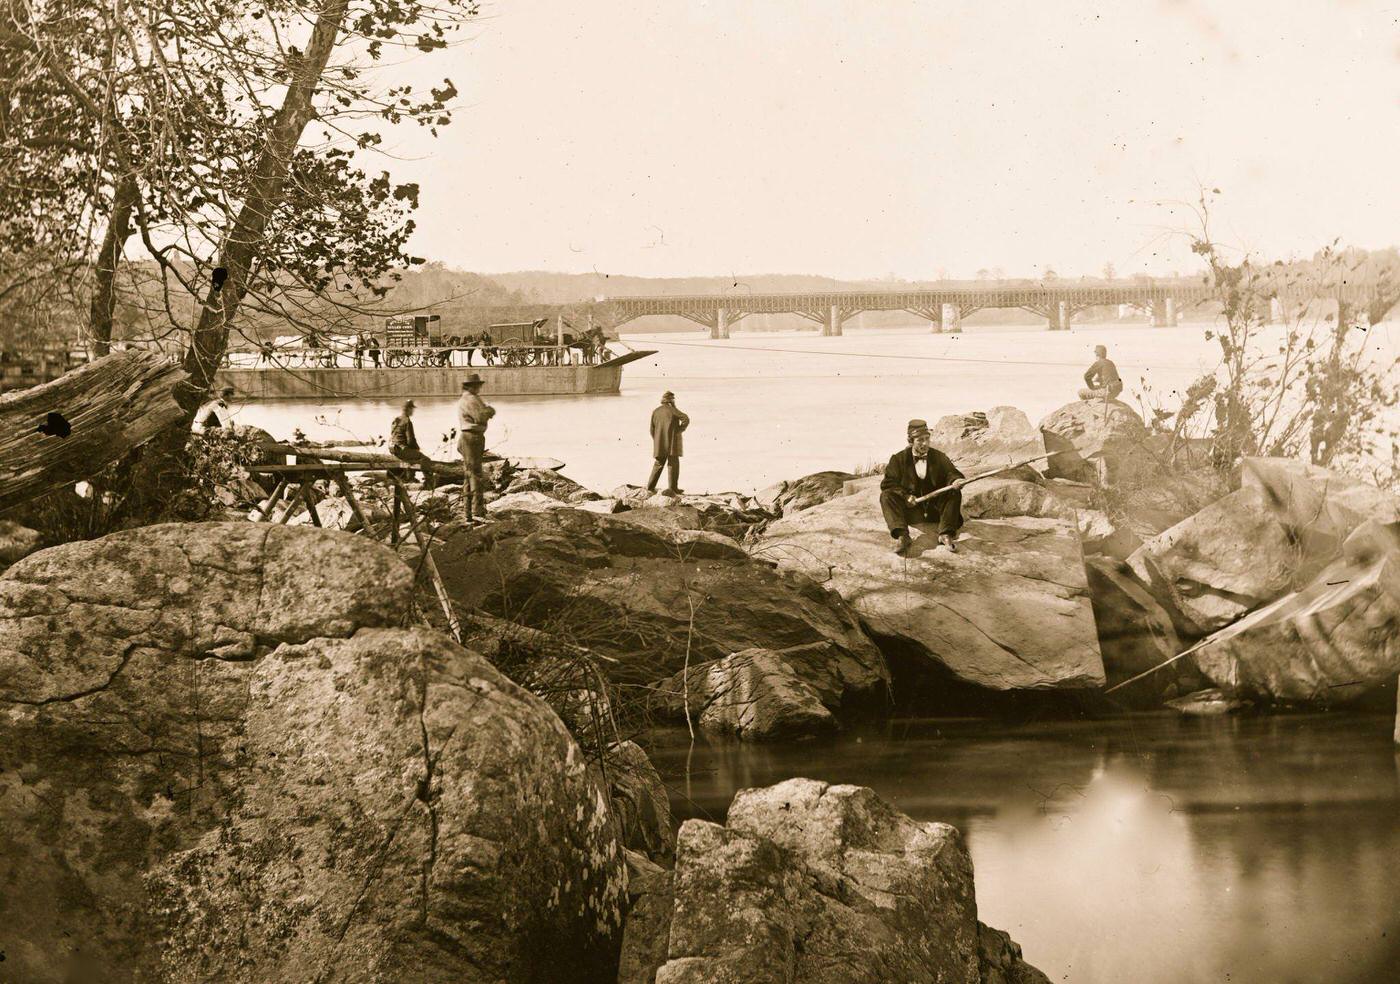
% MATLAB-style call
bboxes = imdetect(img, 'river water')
[232,318,1398,495]
[646,712,1400,984]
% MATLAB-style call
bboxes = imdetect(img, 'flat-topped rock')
[758,487,1104,691]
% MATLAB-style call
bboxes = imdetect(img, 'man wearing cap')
[879,419,967,556]
[457,373,496,522]
[194,385,238,434]
[389,399,435,491]
[1079,344,1123,401]
[647,391,689,496]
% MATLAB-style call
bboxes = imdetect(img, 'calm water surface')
[646,712,1400,984]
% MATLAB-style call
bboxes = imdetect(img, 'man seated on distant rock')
[879,419,967,556]
[388,399,436,491]
[1079,344,1123,401]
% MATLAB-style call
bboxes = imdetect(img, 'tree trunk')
[88,175,138,358]
[178,0,351,413]
[0,351,187,513]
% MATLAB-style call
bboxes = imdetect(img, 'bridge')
[594,279,1385,339]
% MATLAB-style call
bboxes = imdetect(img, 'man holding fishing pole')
[880,419,967,556]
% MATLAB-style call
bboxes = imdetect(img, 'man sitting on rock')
[1079,344,1123,401]
[388,399,436,491]
[879,419,967,556]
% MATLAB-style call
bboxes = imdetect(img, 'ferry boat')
[214,315,655,400]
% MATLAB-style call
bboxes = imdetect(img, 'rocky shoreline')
[2,397,1397,982]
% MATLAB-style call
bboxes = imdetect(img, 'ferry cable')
[639,337,1206,373]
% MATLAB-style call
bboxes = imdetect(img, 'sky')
[379,0,1400,280]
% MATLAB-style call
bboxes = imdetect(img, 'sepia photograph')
[1,1,1398,982]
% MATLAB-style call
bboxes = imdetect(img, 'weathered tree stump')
[0,351,188,513]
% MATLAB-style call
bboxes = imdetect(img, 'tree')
[1102,261,1116,280]
[2,0,480,512]
[1041,267,1058,281]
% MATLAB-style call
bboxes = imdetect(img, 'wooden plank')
[276,484,303,524]
[0,351,188,512]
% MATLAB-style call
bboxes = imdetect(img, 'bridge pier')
[1151,297,1178,327]
[826,305,842,337]
[713,306,729,340]
[929,306,944,333]
[942,303,961,333]
[1047,300,1072,331]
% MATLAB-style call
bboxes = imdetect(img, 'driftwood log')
[0,351,188,513]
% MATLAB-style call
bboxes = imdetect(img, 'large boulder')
[430,508,890,705]
[758,488,1104,691]
[1242,456,1400,555]
[1126,486,1307,635]
[1038,399,1149,483]
[772,471,859,516]
[653,647,839,740]
[644,778,1045,984]
[961,478,1074,520]
[1191,525,1400,703]
[1084,557,1206,705]
[929,406,1046,478]
[602,740,676,861]
[0,519,42,568]
[0,524,412,982]
[151,627,626,983]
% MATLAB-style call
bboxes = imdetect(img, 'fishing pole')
[909,448,1098,505]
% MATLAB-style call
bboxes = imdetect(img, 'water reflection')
[646,713,1400,984]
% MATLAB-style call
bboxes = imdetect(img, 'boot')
[665,457,682,496]
[894,531,912,556]
[939,532,957,553]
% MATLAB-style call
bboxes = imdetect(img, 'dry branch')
[0,351,187,512]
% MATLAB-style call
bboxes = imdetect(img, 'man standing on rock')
[457,373,496,523]
[879,419,966,556]
[388,399,436,491]
[647,391,690,496]
[1079,344,1123,401]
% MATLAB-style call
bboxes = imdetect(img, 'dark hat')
[402,399,415,409]
[907,418,929,439]
[661,391,675,403]
[462,373,484,388]
[219,385,235,398]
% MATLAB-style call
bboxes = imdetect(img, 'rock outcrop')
[1242,456,1400,555]
[1191,520,1400,703]
[623,778,1047,984]
[929,406,1046,478]
[602,740,676,861]
[0,523,625,983]
[758,488,1104,691]
[765,470,860,517]
[1126,486,1307,635]
[0,518,42,568]
[152,627,626,983]
[431,508,890,704]
[653,647,839,740]
[0,524,411,981]
[1039,399,1149,483]
[961,478,1073,521]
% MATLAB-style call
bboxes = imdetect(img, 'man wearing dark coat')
[880,418,967,556]
[647,391,690,496]
[389,399,436,491]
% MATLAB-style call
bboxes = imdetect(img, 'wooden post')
[252,478,288,521]
[390,475,401,545]
[302,482,322,527]
[276,484,302,524]
[387,473,462,643]
[333,473,374,535]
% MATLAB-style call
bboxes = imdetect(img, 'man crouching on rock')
[880,418,967,556]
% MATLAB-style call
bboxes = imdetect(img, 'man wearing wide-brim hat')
[879,418,966,556]
[456,373,496,522]
[646,390,689,496]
